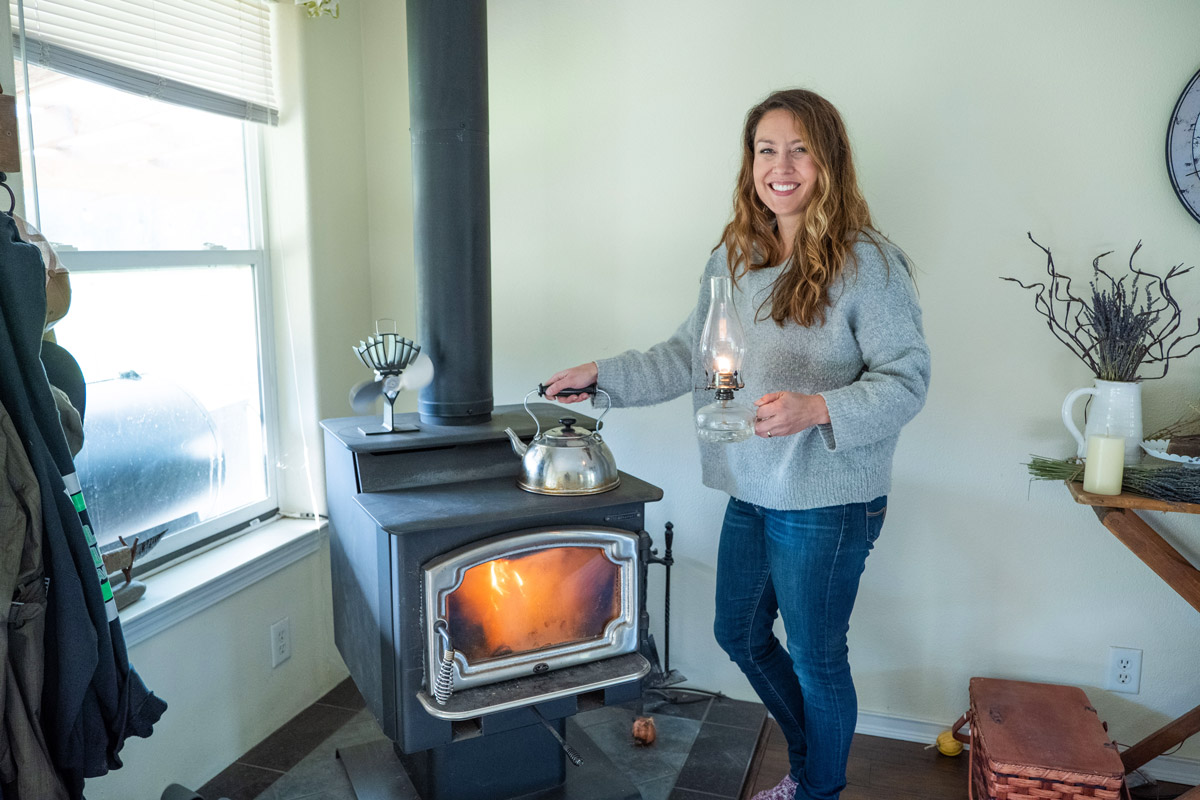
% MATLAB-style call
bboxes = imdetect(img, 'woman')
[545,89,930,800]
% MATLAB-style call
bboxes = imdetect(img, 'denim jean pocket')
[864,496,887,543]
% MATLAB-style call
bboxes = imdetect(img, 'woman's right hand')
[543,362,599,403]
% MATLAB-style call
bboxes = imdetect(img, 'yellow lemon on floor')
[936,730,963,757]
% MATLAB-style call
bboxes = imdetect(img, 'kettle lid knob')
[559,417,577,429]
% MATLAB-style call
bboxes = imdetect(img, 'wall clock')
[1167,67,1200,225]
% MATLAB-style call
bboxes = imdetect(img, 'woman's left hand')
[753,392,831,439]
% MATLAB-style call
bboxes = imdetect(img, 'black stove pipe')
[407,0,493,425]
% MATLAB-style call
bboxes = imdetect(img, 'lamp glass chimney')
[695,276,754,443]
[699,276,745,386]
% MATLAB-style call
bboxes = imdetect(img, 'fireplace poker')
[649,522,675,676]
[642,522,681,688]
[530,706,584,767]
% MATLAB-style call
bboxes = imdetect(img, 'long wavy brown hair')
[719,89,878,327]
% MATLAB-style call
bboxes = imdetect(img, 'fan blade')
[397,353,435,392]
[350,379,384,413]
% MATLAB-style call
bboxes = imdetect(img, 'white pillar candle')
[1083,434,1125,495]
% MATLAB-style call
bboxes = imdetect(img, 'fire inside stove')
[446,548,621,662]
[424,528,640,694]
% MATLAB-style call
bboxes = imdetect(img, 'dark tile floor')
[742,719,1197,800]
[198,676,1200,800]
[198,681,766,800]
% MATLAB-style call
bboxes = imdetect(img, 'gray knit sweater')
[595,238,930,511]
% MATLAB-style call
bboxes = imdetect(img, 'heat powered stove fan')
[350,320,434,435]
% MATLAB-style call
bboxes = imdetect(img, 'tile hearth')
[199,679,767,800]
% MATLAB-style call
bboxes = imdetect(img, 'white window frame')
[42,121,283,572]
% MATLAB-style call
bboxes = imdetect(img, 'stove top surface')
[355,472,663,535]
[321,403,599,455]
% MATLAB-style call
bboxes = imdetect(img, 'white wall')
[82,0,1200,794]
[361,0,417,354]
[269,0,377,515]
[478,0,1200,763]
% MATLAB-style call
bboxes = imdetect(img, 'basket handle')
[968,730,975,800]
[951,712,971,744]
[951,712,976,800]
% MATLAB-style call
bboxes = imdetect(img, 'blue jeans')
[713,496,886,800]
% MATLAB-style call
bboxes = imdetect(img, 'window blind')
[11,0,277,124]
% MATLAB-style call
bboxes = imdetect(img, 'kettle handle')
[538,382,596,398]
[593,389,612,432]
[522,389,544,439]
[525,387,613,435]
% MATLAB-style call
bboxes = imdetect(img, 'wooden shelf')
[1066,481,1200,515]
[1065,481,1200,775]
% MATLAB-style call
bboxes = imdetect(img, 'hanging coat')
[0,399,69,800]
[0,213,165,796]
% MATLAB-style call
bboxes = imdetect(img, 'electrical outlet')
[271,617,292,668]
[1106,646,1141,694]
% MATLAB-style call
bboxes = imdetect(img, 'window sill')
[119,516,328,648]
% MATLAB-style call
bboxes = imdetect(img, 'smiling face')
[752,108,819,245]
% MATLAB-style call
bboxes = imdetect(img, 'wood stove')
[319,3,672,796]
[321,404,662,800]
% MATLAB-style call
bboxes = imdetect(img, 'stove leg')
[336,719,640,800]
[337,740,421,799]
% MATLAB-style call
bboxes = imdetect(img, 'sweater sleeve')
[594,306,698,408]
[817,246,931,451]
[593,250,725,408]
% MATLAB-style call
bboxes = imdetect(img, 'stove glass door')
[446,545,620,662]
[424,527,639,693]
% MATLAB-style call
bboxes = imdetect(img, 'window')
[11,0,280,570]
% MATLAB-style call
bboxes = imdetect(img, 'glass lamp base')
[696,399,755,444]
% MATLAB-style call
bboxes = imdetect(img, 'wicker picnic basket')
[951,678,1128,800]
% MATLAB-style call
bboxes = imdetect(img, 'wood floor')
[740,720,1196,800]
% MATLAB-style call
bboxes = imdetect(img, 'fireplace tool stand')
[639,523,689,715]
[640,522,684,688]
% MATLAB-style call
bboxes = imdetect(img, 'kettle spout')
[503,427,528,457]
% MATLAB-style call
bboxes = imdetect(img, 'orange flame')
[445,546,620,663]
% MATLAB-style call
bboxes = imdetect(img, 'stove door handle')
[433,621,455,705]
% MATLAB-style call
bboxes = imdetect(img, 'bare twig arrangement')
[1147,400,1200,440]
[1002,234,1200,381]
[1026,455,1200,503]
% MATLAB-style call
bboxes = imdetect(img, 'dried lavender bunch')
[1002,234,1200,381]
[1026,455,1086,483]
[1026,455,1200,503]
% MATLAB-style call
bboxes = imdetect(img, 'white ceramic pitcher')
[1061,379,1143,465]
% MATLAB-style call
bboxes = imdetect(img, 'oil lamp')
[695,276,755,443]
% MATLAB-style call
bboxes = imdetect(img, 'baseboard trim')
[856,709,1200,786]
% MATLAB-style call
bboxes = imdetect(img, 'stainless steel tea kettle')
[504,386,620,495]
